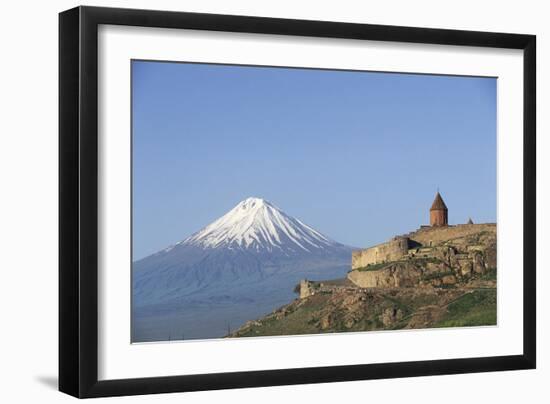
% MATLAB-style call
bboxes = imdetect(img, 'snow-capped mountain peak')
[133,197,353,320]
[181,197,337,253]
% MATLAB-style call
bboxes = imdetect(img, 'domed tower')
[430,191,448,227]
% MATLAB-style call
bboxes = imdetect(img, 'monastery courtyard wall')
[351,223,496,270]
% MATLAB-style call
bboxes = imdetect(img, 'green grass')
[233,295,328,337]
[381,294,411,316]
[354,262,389,272]
[434,289,496,328]
[420,270,454,281]
[354,256,444,274]
[417,256,443,264]
[433,284,457,289]
[480,267,497,281]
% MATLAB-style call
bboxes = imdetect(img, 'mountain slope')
[132,197,353,341]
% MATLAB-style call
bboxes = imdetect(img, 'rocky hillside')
[229,285,496,337]
[348,225,496,289]
[229,224,497,338]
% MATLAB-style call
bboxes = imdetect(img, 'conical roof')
[430,192,448,211]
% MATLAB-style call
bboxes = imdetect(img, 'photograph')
[131,60,497,343]
[0,0,543,401]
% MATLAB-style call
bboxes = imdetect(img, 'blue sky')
[132,60,496,260]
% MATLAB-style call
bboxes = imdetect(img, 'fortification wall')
[351,237,409,270]
[350,224,496,271]
[347,270,389,288]
[408,223,496,246]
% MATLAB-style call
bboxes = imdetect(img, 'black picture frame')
[59,5,536,398]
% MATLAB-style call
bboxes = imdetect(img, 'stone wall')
[407,223,496,246]
[348,262,421,288]
[348,269,389,288]
[347,224,497,290]
[351,237,409,270]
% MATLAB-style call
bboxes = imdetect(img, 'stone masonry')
[351,236,409,269]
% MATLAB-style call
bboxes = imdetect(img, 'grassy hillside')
[229,287,496,338]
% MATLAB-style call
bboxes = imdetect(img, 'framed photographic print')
[59,6,536,398]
